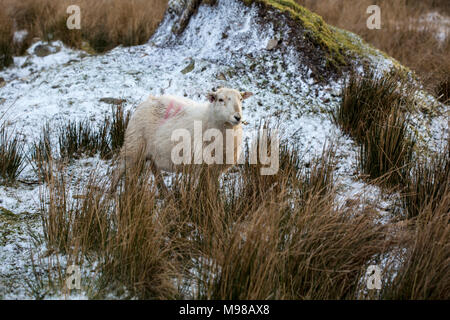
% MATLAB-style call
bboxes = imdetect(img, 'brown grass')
[40,152,181,299]
[296,0,450,102]
[37,136,401,299]
[0,0,167,54]
[0,121,26,183]
[30,114,449,299]
[401,139,449,219]
[382,193,450,299]
[334,71,416,187]
[359,108,415,187]
[0,8,14,69]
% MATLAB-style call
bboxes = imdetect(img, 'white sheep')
[112,87,253,191]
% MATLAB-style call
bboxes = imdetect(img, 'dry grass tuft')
[30,123,53,180]
[359,108,415,186]
[0,122,26,183]
[336,70,415,143]
[401,140,449,219]
[29,105,130,171]
[382,193,450,299]
[335,71,416,187]
[99,105,131,159]
[41,153,180,299]
[58,119,100,160]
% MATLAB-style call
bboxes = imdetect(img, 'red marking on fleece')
[161,101,183,124]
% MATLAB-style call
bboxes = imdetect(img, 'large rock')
[171,0,217,35]
[33,44,52,57]
[99,97,127,105]
[33,44,61,57]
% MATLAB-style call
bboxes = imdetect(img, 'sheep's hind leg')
[147,157,169,197]
[109,158,126,194]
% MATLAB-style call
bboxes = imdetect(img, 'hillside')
[0,0,448,299]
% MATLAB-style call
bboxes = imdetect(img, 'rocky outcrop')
[164,0,392,80]
[171,0,218,35]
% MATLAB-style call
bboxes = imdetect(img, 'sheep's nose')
[234,115,241,122]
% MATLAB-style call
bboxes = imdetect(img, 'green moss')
[0,207,19,246]
[80,41,97,55]
[241,0,401,71]
[0,206,39,248]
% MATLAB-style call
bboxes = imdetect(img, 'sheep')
[111,87,253,192]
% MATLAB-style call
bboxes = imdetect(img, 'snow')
[0,0,447,299]
[13,30,28,44]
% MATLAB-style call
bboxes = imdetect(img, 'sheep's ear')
[241,91,254,100]
[207,92,217,103]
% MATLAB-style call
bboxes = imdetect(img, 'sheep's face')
[207,88,253,126]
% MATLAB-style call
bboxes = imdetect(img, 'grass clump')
[0,123,26,183]
[38,105,130,163]
[359,108,415,186]
[381,194,450,299]
[336,70,415,143]
[335,71,416,187]
[58,120,100,160]
[40,153,181,299]
[99,105,131,159]
[401,140,449,219]
[30,123,53,180]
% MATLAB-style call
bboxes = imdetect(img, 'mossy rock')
[241,0,404,77]
[181,59,195,74]
[168,0,404,78]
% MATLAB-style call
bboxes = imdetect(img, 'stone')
[34,44,52,57]
[216,72,227,81]
[266,38,280,51]
[99,98,127,105]
[181,60,195,74]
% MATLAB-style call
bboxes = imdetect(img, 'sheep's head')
[207,88,253,126]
